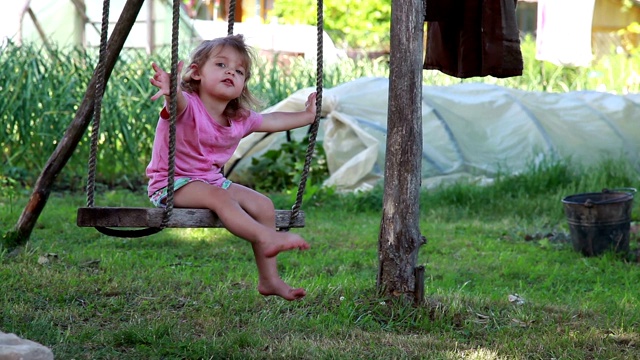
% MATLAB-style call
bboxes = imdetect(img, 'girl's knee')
[255,194,275,212]
[247,192,276,222]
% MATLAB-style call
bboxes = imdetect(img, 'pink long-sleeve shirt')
[146,91,263,196]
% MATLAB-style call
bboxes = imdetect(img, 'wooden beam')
[26,7,55,56]
[69,0,102,37]
[147,0,155,54]
[77,208,305,229]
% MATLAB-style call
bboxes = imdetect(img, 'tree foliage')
[269,0,391,51]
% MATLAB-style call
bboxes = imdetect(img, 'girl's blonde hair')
[181,34,262,119]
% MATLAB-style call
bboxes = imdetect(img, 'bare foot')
[261,232,310,258]
[258,279,306,301]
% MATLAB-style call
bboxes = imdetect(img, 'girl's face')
[190,45,247,102]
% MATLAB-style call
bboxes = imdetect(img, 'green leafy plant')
[270,0,391,51]
[0,175,18,214]
[246,138,329,192]
[618,22,640,56]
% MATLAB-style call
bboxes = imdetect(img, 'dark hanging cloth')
[423,0,523,79]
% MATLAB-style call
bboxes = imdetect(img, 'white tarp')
[227,77,640,191]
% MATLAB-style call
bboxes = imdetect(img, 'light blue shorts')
[149,177,232,207]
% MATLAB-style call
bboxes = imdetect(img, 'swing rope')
[290,0,323,225]
[227,0,236,36]
[83,0,322,235]
[85,0,109,210]
[224,0,324,227]
[162,0,182,229]
[85,0,181,237]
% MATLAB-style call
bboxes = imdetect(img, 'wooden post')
[377,0,426,303]
[147,0,156,54]
[69,0,101,42]
[6,0,146,248]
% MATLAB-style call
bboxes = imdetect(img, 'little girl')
[146,34,317,301]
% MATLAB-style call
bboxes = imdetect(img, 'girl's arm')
[257,92,317,132]
[150,61,187,118]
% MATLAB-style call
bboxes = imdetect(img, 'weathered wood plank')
[77,207,305,229]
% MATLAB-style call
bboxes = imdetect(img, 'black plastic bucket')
[561,188,636,257]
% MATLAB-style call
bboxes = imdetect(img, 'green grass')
[1,160,639,359]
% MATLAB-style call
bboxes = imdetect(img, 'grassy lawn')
[2,30,640,359]
[1,162,639,359]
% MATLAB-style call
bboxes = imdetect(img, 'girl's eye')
[236,70,245,76]
[216,63,226,68]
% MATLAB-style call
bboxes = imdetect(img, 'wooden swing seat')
[77,207,305,229]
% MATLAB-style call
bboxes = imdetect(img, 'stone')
[0,331,54,360]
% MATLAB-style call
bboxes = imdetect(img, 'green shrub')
[246,138,328,192]
[270,0,391,51]
[421,157,640,222]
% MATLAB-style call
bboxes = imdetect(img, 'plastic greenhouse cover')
[227,77,640,191]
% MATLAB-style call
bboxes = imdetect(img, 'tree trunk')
[8,0,146,247]
[377,0,426,303]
